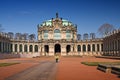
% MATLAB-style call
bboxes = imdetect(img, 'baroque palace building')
[2,13,119,58]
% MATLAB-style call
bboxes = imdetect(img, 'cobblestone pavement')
[5,61,57,80]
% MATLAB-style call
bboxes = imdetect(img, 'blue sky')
[0,0,120,38]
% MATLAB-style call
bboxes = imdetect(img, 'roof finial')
[56,12,58,18]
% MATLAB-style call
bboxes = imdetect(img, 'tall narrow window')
[101,44,103,51]
[15,44,17,52]
[88,44,91,51]
[24,45,27,52]
[97,44,99,51]
[54,29,61,39]
[29,45,33,52]
[35,45,38,52]
[66,30,71,39]
[10,44,12,52]
[44,30,48,39]
[92,44,95,52]
[19,44,22,52]
[77,45,81,52]
[83,45,86,52]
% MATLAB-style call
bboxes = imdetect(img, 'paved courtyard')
[0,57,120,80]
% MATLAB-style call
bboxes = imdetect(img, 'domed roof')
[42,20,52,26]
[41,19,73,26]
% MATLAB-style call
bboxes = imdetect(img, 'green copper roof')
[40,19,73,27]
[42,20,52,26]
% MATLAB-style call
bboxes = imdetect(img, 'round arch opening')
[54,44,61,54]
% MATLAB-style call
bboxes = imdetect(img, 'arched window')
[15,44,17,52]
[19,44,22,52]
[44,30,48,39]
[77,45,81,52]
[66,45,71,53]
[44,45,49,53]
[92,44,95,52]
[10,44,12,52]
[66,30,71,39]
[97,44,99,51]
[29,45,33,52]
[101,44,103,51]
[24,45,27,52]
[83,45,86,52]
[88,44,91,51]
[54,29,61,39]
[35,45,38,52]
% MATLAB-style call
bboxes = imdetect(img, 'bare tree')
[77,34,81,40]
[90,33,95,39]
[98,23,114,37]
[83,33,88,40]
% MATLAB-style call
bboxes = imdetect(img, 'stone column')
[17,43,19,53]
[90,44,93,56]
[33,44,35,53]
[81,44,83,55]
[49,44,54,56]
[27,44,29,53]
[86,44,88,56]
[99,43,102,55]
[61,44,66,56]
[74,44,78,55]
[12,43,15,53]
[95,43,97,56]
[22,44,24,53]
[42,45,45,56]
[114,40,116,56]
[116,40,118,55]
[70,45,73,55]
[38,45,41,56]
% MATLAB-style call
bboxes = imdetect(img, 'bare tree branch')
[98,23,114,37]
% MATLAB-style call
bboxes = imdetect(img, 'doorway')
[54,44,61,54]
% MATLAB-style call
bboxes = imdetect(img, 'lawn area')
[0,63,20,67]
[81,62,120,66]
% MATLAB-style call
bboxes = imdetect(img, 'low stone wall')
[0,53,20,59]
[19,53,40,58]
[97,64,120,75]
[0,53,40,59]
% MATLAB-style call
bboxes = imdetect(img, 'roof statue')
[56,13,58,18]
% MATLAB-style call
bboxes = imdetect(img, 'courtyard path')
[5,61,57,80]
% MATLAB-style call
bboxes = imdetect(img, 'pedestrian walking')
[55,54,59,63]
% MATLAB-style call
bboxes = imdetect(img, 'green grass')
[81,62,120,66]
[0,63,20,67]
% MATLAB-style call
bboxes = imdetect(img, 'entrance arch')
[54,44,61,54]
[44,45,49,53]
[66,45,71,53]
